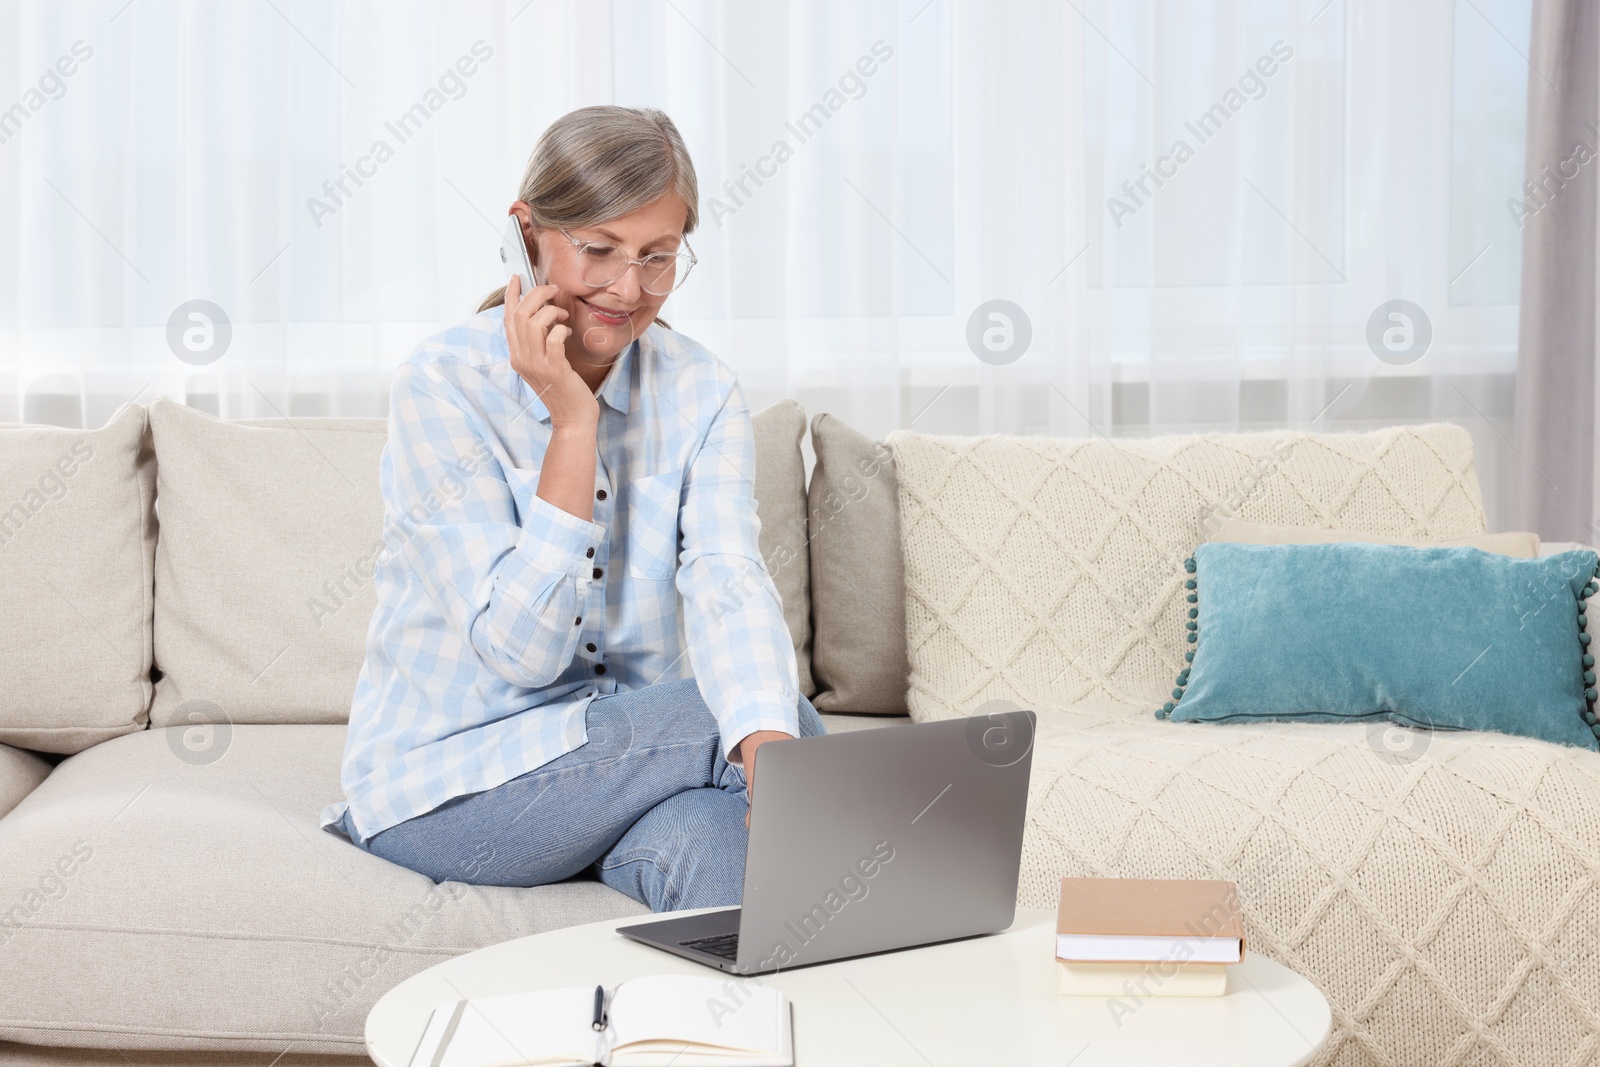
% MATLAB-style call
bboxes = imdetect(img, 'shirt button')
[586,547,595,558]
[574,616,582,626]
[586,642,597,653]
[593,567,603,579]
[594,664,606,675]
[596,489,607,500]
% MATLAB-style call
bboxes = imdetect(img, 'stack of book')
[1054,876,1246,996]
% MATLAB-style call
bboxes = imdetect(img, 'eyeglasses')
[553,227,698,296]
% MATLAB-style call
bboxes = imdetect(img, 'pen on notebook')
[592,984,606,1031]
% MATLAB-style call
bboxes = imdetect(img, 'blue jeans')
[339,678,827,912]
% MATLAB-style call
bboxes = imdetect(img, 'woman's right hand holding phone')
[505,273,599,429]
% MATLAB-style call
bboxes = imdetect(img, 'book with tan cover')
[1056,877,1246,965]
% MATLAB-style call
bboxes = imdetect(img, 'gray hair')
[477,105,699,323]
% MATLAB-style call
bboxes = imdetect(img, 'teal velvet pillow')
[1162,543,1600,752]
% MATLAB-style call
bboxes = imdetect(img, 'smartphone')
[499,214,543,295]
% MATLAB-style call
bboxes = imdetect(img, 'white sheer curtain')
[0,0,1531,526]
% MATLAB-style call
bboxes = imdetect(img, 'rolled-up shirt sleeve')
[385,356,603,689]
[675,378,801,765]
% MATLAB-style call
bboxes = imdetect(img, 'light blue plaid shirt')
[321,305,800,844]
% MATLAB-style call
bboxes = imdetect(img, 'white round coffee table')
[367,906,1330,1066]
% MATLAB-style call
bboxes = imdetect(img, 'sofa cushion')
[1018,700,1600,1067]
[749,399,814,697]
[147,398,389,728]
[0,403,155,752]
[806,413,910,713]
[0,744,51,820]
[0,724,650,1055]
[885,423,1489,720]
[0,710,895,1054]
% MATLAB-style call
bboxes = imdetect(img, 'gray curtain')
[1515,0,1600,542]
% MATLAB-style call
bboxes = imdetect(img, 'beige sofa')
[0,401,1594,1067]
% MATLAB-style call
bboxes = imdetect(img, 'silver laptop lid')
[733,709,1035,973]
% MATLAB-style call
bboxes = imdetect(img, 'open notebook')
[406,973,793,1067]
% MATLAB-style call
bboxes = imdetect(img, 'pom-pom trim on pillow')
[1582,569,1600,732]
[1157,554,1200,719]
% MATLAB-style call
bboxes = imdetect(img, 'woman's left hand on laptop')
[735,730,795,829]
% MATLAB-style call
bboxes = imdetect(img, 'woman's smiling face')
[512,193,689,370]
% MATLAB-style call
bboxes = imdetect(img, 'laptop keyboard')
[679,932,740,960]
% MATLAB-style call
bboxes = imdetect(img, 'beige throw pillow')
[148,399,389,727]
[806,413,910,713]
[0,403,156,752]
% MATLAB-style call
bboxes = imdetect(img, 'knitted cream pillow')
[885,423,1488,721]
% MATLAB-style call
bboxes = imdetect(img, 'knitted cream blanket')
[888,424,1600,1066]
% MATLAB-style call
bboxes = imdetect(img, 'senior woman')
[321,105,824,911]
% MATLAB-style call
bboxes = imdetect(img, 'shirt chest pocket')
[627,466,684,580]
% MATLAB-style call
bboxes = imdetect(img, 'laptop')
[616,708,1036,975]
